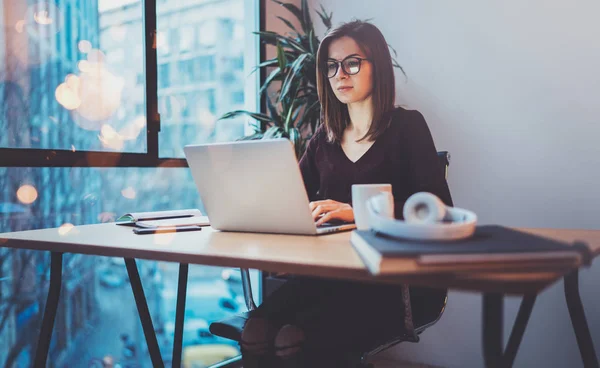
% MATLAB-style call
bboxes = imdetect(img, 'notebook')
[350,225,591,275]
[116,209,209,227]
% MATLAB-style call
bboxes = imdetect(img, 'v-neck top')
[299,107,453,219]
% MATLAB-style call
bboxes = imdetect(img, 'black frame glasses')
[326,56,369,78]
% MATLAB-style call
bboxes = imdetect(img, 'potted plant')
[219,0,405,159]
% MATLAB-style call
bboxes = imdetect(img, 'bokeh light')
[76,60,124,122]
[33,10,53,25]
[98,124,124,150]
[121,187,136,199]
[8,2,63,66]
[15,20,25,33]
[55,82,82,110]
[198,108,216,129]
[26,2,64,34]
[98,212,116,223]
[78,40,92,53]
[77,60,91,73]
[57,48,125,131]
[118,116,146,140]
[16,185,38,204]
[81,193,99,207]
[58,223,75,236]
[154,231,176,246]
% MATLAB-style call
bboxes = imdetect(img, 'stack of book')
[350,225,591,275]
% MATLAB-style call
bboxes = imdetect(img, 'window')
[157,29,170,56]
[178,58,194,85]
[232,90,244,105]
[158,63,170,88]
[0,0,260,366]
[194,54,216,83]
[179,26,195,53]
[197,20,218,47]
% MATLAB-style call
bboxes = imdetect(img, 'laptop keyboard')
[316,219,350,228]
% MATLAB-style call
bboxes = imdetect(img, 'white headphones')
[366,191,478,241]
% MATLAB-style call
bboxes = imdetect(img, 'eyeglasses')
[326,56,369,78]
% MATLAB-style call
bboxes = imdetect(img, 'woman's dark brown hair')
[316,20,396,143]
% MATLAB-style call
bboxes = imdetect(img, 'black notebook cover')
[354,225,590,258]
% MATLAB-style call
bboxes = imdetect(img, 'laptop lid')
[184,139,324,235]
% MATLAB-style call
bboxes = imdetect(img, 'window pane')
[0,0,147,153]
[0,166,259,366]
[157,0,249,158]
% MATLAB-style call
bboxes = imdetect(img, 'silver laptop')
[183,139,356,235]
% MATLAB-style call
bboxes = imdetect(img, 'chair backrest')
[364,150,452,359]
[437,151,450,181]
[413,151,450,330]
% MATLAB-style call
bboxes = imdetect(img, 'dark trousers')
[252,276,443,358]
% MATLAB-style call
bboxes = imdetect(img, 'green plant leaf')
[279,53,309,102]
[301,0,313,35]
[253,31,290,47]
[317,4,333,29]
[237,132,264,141]
[224,2,341,159]
[252,58,279,73]
[259,67,282,95]
[276,41,287,71]
[253,31,308,53]
[272,0,304,28]
[263,125,284,139]
[265,95,283,127]
[284,92,300,132]
[276,16,299,34]
[296,100,320,130]
[289,127,301,157]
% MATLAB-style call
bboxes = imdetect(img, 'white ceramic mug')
[352,184,393,230]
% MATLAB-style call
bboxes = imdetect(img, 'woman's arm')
[406,110,453,205]
[394,110,453,218]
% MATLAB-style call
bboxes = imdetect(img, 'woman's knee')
[241,317,277,353]
[274,324,305,358]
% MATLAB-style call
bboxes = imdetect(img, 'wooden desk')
[1,224,598,368]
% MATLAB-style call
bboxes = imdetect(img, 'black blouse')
[299,107,453,219]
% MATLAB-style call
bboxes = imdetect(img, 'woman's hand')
[309,199,354,226]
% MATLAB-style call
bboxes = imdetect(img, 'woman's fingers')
[311,204,334,220]
[309,200,354,223]
[315,209,351,226]
[309,199,334,212]
[315,210,336,226]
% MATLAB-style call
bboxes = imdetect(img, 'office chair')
[209,151,452,367]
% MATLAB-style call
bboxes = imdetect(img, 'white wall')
[308,1,600,367]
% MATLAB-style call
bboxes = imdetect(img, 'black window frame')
[0,0,267,169]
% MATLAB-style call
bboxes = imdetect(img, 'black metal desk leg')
[483,293,537,368]
[483,293,504,368]
[34,251,63,368]
[564,270,599,368]
[124,258,165,368]
[503,294,536,368]
[172,263,189,368]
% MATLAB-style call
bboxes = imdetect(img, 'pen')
[133,225,203,235]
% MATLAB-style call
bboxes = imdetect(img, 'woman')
[240,20,452,368]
